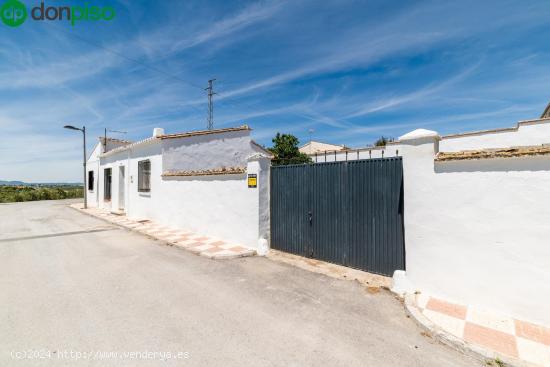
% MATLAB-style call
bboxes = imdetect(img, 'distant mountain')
[0,180,25,186]
[0,180,82,186]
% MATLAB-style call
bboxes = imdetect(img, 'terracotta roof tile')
[159,125,250,139]
[99,137,133,144]
[436,145,550,161]
[162,167,246,177]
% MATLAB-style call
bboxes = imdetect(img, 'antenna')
[308,129,314,154]
[104,128,128,153]
[205,79,217,130]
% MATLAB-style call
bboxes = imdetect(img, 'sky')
[0,0,549,182]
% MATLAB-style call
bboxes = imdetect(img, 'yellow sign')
[248,174,257,188]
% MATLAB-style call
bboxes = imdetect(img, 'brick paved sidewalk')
[70,204,256,260]
[409,293,550,366]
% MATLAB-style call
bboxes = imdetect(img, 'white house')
[86,125,272,251]
[299,140,347,155]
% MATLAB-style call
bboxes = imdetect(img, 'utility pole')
[308,129,314,154]
[205,79,216,130]
[83,126,87,209]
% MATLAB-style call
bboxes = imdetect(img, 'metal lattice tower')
[205,79,216,130]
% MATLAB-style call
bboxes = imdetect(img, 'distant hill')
[0,180,25,186]
[0,180,82,186]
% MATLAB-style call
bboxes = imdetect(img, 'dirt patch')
[267,249,392,289]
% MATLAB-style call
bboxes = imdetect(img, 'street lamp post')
[64,125,87,209]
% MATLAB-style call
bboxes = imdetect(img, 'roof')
[100,125,253,158]
[159,125,250,140]
[299,141,348,155]
[99,137,133,144]
[100,136,159,157]
[541,103,550,119]
[436,145,550,161]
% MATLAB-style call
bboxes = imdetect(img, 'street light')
[64,125,87,209]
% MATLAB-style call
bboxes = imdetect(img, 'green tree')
[269,133,312,166]
[374,136,395,147]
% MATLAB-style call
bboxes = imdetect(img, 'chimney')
[153,128,165,137]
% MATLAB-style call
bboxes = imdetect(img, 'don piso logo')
[1,0,115,27]
[0,0,26,27]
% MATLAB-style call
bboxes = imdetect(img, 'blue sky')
[0,0,549,182]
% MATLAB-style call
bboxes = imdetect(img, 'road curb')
[403,294,532,367]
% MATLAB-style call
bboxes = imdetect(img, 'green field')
[0,185,83,203]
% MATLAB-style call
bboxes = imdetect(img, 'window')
[138,160,151,192]
[88,171,94,191]
[104,168,112,201]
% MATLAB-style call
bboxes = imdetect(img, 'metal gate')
[270,158,405,276]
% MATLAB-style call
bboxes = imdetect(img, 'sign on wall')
[248,174,257,188]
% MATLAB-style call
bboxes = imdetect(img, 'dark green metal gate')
[270,158,405,276]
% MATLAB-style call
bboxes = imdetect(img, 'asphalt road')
[0,200,480,367]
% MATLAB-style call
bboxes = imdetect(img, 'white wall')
[399,127,550,327]
[86,140,132,208]
[311,146,400,162]
[310,120,550,163]
[162,130,263,171]
[308,121,550,326]
[440,120,550,152]
[85,143,102,208]
[93,131,270,250]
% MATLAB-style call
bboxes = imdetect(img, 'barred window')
[138,160,151,192]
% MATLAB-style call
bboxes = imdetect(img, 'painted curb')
[402,294,534,367]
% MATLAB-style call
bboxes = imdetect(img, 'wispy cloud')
[173,1,284,51]
[0,48,121,90]
[2,0,550,181]
[346,63,480,118]
[136,1,285,59]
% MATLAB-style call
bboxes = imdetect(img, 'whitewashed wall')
[162,130,263,171]
[307,121,550,326]
[398,125,550,327]
[92,130,270,250]
[440,119,550,152]
[311,145,400,162]
[85,143,102,207]
[86,140,132,208]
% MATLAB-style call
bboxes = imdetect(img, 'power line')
[50,26,209,118]
[50,27,283,131]
[53,27,205,90]
[205,79,216,130]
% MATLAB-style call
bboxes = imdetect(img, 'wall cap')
[247,153,273,161]
[162,167,246,177]
[399,129,440,142]
[436,145,550,161]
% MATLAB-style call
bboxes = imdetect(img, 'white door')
[118,166,125,211]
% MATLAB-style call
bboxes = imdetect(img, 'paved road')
[0,200,480,367]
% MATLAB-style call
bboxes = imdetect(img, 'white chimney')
[153,128,165,137]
